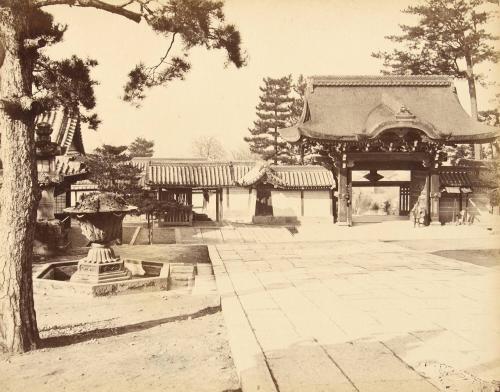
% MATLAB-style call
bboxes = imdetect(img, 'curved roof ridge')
[272,165,328,171]
[147,160,256,166]
[309,75,452,87]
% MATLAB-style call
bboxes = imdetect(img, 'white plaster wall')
[192,191,217,220]
[225,188,255,222]
[304,191,331,217]
[271,191,301,217]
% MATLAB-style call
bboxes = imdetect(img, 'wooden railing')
[158,206,193,226]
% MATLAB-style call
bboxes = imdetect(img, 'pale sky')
[45,0,500,157]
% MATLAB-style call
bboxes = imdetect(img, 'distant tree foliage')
[85,144,180,245]
[12,9,102,129]
[445,144,474,165]
[372,0,499,120]
[291,75,315,164]
[484,159,500,206]
[479,93,500,127]
[84,144,143,198]
[128,137,155,157]
[230,144,259,161]
[479,108,500,126]
[191,135,227,160]
[290,74,306,124]
[245,75,306,165]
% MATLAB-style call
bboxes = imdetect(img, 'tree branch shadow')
[40,304,221,349]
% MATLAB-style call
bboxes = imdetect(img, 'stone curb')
[208,245,278,392]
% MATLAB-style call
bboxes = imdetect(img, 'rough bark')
[34,0,141,23]
[0,7,40,354]
[465,55,482,160]
[465,57,478,120]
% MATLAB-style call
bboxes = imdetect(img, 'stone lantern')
[64,192,137,283]
[34,122,64,256]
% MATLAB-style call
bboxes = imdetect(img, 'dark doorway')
[255,188,273,216]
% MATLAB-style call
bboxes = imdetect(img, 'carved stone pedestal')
[71,243,131,284]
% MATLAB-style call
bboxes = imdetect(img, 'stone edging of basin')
[33,259,191,297]
[208,245,278,392]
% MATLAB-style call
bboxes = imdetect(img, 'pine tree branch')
[119,0,134,7]
[23,38,47,49]
[33,0,142,23]
[148,32,177,79]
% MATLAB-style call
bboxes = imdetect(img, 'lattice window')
[54,192,67,214]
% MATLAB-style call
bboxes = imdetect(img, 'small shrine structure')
[33,109,87,254]
[279,75,499,226]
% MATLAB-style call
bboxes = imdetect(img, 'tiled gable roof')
[36,108,84,155]
[54,156,87,177]
[281,75,499,144]
[145,160,335,189]
[147,161,254,187]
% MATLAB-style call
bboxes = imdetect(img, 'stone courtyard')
[2,221,499,392]
[210,223,500,392]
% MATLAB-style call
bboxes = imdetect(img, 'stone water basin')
[35,244,214,297]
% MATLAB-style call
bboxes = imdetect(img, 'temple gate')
[280,75,499,226]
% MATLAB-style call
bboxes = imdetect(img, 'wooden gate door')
[399,185,410,216]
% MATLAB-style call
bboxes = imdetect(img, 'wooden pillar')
[65,190,71,208]
[474,143,481,160]
[429,170,441,225]
[300,190,304,216]
[337,167,350,226]
[215,189,220,222]
[465,194,469,222]
[347,170,352,226]
[219,187,223,221]
[330,189,337,223]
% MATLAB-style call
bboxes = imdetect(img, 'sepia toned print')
[0,1,499,391]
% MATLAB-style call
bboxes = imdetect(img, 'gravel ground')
[0,290,240,392]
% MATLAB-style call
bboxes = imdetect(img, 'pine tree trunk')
[465,57,478,120]
[0,7,40,354]
[274,125,278,165]
[465,55,481,160]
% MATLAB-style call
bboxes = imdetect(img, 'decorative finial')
[396,105,416,120]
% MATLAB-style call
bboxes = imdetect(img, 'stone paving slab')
[267,343,358,392]
[209,246,277,392]
[213,238,500,391]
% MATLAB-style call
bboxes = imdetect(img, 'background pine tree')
[245,76,298,164]
[128,137,155,157]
